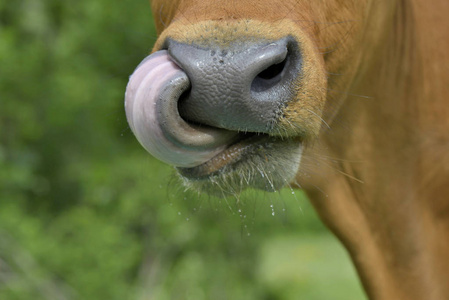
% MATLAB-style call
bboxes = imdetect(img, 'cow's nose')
[167,37,301,133]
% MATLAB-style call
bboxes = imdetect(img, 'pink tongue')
[125,50,236,168]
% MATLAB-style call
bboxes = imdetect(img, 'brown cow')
[125,1,449,299]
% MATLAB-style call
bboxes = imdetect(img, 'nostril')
[176,86,216,128]
[251,55,289,93]
[177,87,192,122]
[257,57,287,80]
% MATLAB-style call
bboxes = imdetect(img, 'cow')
[124,1,449,299]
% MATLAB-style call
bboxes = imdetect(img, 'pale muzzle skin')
[125,50,238,168]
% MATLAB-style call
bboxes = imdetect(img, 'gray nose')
[167,37,302,133]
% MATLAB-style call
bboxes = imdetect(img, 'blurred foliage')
[0,0,365,299]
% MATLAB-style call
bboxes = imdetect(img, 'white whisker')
[305,108,331,130]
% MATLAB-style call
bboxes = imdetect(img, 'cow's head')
[125,0,394,195]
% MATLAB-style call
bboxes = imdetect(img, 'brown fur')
[148,0,449,299]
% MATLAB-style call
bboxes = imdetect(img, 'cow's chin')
[176,136,303,197]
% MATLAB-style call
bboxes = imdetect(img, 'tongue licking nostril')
[125,50,238,168]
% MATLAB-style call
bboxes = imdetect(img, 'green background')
[0,0,366,299]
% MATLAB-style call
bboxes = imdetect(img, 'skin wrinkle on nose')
[202,51,242,109]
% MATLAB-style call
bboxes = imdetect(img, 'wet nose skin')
[167,37,302,133]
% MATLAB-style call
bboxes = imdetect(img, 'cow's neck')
[301,1,449,299]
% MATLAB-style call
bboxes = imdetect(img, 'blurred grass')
[0,0,366,299]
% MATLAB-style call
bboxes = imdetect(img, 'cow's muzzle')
[125,37,302,168]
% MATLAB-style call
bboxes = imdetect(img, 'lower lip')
[177,134,270,179]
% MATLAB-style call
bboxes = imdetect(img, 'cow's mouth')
[176,133,303,194]
[177,132,271,179]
